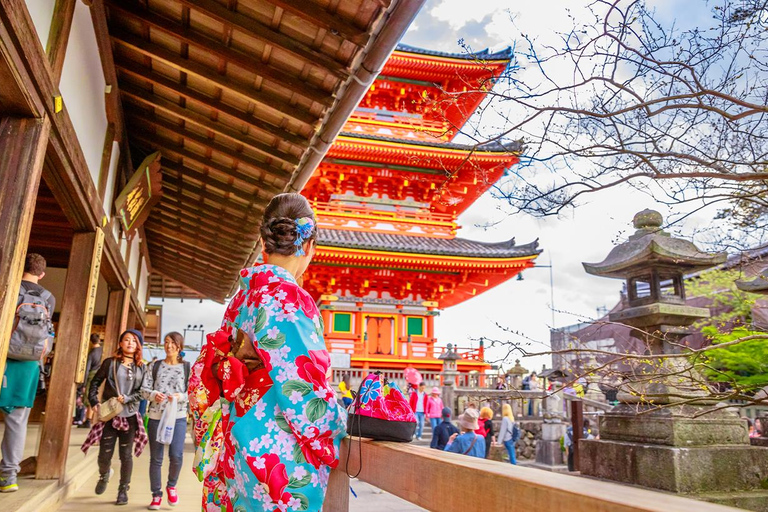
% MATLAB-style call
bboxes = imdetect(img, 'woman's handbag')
[98,360,124,422]
[346,372,416,442]
[157,396,178,445]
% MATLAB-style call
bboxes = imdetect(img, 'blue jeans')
[415,412,425,438]
[147,417,187,497]
[430,417,440,431]
[504,439,517,465]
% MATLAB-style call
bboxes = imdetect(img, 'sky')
[152,0,730,373]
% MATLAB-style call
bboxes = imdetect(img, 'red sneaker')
[166,487,178,507]
[148,495,162,510]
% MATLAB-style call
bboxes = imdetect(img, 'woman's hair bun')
[260,194,316,256]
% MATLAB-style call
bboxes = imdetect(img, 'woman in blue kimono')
[189,193,346,512]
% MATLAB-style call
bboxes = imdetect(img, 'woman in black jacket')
[86,329,146,506]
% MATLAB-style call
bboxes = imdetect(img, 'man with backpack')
[0,253,55,492]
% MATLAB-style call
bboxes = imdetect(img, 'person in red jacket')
[409,382,428,440]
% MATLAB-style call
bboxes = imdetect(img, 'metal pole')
[549,257,555,328]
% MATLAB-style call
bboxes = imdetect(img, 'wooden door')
[366,316,394,355]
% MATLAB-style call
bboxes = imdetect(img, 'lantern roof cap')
[736,269,768,294]
[583,210,726,278]
[506,359,528,376]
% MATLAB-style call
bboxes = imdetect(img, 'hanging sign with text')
[114,151,163,236]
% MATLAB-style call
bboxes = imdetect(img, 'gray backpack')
[10,283,53,361]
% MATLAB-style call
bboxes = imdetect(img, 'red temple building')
[301,44,542,375]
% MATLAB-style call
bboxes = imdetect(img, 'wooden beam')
[106,3,335,106]
[116,58,310,148]
[126,110,289,190]
[112,36,317,127]
[154,201,251,239]
[151,264,228,301]
[147,236,239,274]
[37,230,104,481]
[174,0,349,79]
[96,123,115,200]
[146,223,251,264]
[45,0,77,84]
[120,82,300,167]
[0,116,50,381]
[88,0,126,142]
[102,287,130,357]
[263,0,368,47]
[151,253,233,290]
[146,215,242,249]
[156,196,258,235]
[127,115,288,191]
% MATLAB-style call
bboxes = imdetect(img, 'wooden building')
[0,0,421,490]
[301,45,542,374]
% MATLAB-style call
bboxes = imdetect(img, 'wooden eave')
[106,0,416,302]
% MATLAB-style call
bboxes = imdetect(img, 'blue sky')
[153,1,728,373]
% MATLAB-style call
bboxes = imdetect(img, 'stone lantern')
[439,344,461,414]
[506,359,527,390]
[579,210,768,505]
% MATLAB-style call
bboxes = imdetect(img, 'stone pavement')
[60,432,424,511]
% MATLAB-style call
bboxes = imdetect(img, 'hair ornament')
[294,217,315,256]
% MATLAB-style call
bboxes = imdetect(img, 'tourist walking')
[141,332,190,510]
[430,407,459,450]
[426,387,444,432]
[188,193,346,512]
[0,254,55,493]
[80,334,103,429]
[564,418,594,471]
[409,381,428,440]
[444,408,485,458]
[496,404,519,464]
[84,329,148,506]
[476,407,495,458]
[339,373,354,408]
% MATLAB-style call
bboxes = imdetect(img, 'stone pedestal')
[580,405,768,502]
[535,422,566,466]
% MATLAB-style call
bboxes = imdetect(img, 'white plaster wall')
[102,141,120,218]
[128,235,141,287]
[137,259,149,309]
[25,0,54,50]
[59,1,107,187]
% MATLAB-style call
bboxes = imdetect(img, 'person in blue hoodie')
[431,407,459,450]
[444,408,485,458]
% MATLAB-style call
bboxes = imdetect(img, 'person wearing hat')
[409,381,429,440]
[444,408,485,458]
[430,407,459,450]
[425,386,445,433]
[84,329,148,506]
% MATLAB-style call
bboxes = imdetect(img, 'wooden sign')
[114,151,162,236]
[75,228,105,383]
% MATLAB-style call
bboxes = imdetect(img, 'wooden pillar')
[126,307,137,331]
[571,399,584,472]
[0,116,50,382]
[37,230,104,481]
[323,440,350,511]
[102,287,130,358]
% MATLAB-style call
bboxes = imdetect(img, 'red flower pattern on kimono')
[297,426,338,470]
[296,350,331,391]
[246,453,292,509]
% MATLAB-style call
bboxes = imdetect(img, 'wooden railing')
[323,439,739,512]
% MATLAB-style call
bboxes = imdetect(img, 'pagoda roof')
[394,43,514,62]
[338,132,523,154]
[317,229,541,258]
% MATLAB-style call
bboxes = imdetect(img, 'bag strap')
[113,358,122,396]
[463,434,478,455]
[346,374,377,479]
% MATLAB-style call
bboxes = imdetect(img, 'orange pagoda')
[302,44,541,375]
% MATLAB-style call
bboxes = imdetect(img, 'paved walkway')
[59,432,423,511]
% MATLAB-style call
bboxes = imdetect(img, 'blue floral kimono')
[189,264,346,512]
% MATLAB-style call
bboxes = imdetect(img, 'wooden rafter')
[155,201,254,238]
[46,0,77,84]
[146,223,251,263]
[112,31,317,126]
[174,0,350,79]
[107,2,335,106]
[147,215,242,248]
[127,120,285,194]
[151,261,229,299]
[264,0,368,47]
[157,195,257,234]
[116,58,310,148]
[120,82,299,167]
